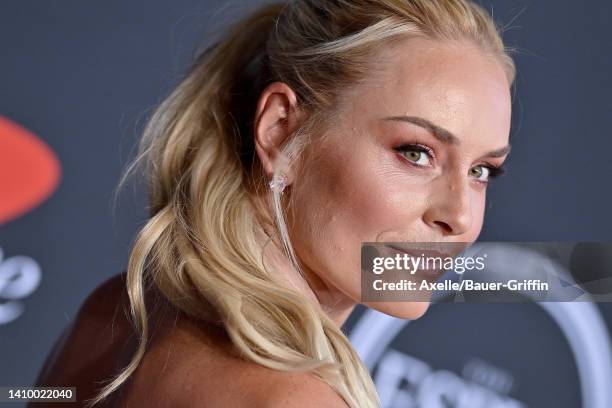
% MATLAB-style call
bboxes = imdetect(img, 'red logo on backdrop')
[0,116,61,224]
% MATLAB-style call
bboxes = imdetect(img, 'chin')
[365,300,431,320]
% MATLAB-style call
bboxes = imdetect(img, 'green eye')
[397,145,433,166]
[406,151,423,162]
[470,165,490,181]
[396,144,506,183]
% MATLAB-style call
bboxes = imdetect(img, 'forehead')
[338,36,512,146]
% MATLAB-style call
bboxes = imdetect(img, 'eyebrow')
[383,115,512,158]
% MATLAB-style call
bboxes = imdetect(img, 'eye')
[395,144,434,167]
[469,164,506,184]
[469,165,489,181]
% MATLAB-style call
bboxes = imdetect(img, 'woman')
[34,0,515,406]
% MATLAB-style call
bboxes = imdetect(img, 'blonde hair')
[89,1,515,407]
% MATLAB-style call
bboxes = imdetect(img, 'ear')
[253,82,303,184]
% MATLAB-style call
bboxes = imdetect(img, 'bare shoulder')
[176,351,350,408]
[123,311,348,407]
[249,370,350,408]
[40,274,348,408]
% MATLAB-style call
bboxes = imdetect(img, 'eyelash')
[394,143,507,184]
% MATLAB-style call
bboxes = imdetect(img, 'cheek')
[288,141,429,298]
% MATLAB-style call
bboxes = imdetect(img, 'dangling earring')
[269,173,287,194]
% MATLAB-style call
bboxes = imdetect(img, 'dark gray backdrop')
[1,1,611,407]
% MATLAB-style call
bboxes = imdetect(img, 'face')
[284,37,512,320]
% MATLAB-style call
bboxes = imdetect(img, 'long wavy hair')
[89,1,516,407]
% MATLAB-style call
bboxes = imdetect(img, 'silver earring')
[269,173,287,194]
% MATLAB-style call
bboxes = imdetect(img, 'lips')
[380,244,447,280]
[386,244,452,260]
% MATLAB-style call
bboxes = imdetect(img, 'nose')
[422,174,473,236]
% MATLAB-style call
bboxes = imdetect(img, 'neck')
[255,222,356,327]
[297,259,358,328]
